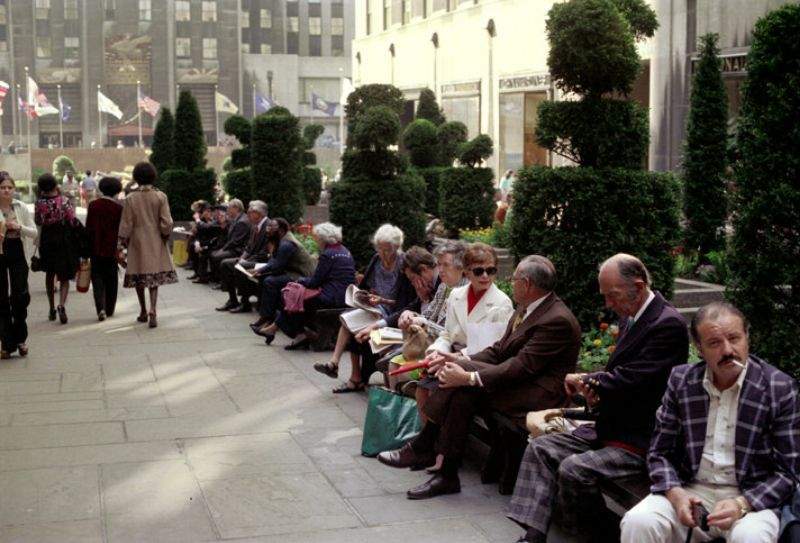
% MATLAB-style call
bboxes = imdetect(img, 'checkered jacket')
[648,355,800,511]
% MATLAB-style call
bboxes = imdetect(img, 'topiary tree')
[344,84,405,147]
[159,168,217,221]
[439,134,496,233]
[727,4,800,377]
[536,0,656,169]
[251,109,305,223]
[402,119,439,168]
[416,88,445,126]
[683,33,729,258]
[222,169,252,204]
[437,121,468,167]
[52,155,77,180]
[173,90,207,171]
[301,124,325,205]
[150,107,175,175]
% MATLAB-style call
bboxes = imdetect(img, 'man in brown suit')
[378,255,581,500]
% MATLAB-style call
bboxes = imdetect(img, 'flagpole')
[57,84,63,148]
[24,66,31,153]
[339,75,345,155]
[214,84,220,147]
[252,83,256,119]
[137,81,143,148]
[97,84,102,148]
[14,83,20,146]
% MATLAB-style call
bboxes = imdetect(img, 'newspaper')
[339,308,379,334]
[235,262,268,283]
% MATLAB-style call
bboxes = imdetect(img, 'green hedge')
[509,166,681,327]
[222,168,252,204]
[414,166,446,215]
[330,172,426,266]
[161,168,217,221]
[303,167,323,205]
[439,167,495,234]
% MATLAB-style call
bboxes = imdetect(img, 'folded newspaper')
[235,262,268,283]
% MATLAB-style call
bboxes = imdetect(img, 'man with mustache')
[621,301,800,542]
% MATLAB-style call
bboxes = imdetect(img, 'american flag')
[0,81,9,103]
[137,90,161,117]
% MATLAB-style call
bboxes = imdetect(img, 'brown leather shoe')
[406,473,461,500]
[377,443,434,469]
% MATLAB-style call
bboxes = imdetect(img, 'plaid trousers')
[507,431,645,535]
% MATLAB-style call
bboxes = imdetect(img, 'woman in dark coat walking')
[34,173,84,324]
[85,176,124,321]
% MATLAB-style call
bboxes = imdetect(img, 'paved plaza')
[0,269,525,543]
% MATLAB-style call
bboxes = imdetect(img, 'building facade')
[0,0,353,150]
[352,0,791,173]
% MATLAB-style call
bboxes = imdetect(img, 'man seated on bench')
[377,255,581,500]
[621,302,800,543]
[508,253,689,543]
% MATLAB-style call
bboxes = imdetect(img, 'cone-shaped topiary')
[727,4,800,377]
[150,107,175,176]
[683,33,729,258]
[416,88,445,126]
[174,90,207,172]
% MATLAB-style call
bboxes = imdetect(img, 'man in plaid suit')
[621,302,800,542]
[508,254,690,542]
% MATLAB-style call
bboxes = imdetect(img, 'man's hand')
[666,487,702,528]
[425,350,461,374]
[564,373,586,396]
[411,275,432,302]
[707,498,744,530]
[355,323,380,343]
[438,361,471,388]
[5,220,19,232]
[398,310,418,329]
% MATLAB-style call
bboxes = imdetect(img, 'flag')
[60,96,71,122]
[254,93,274,114]
[19,97,36,120]
[215,91,238,114]
[34,91,59,117]
[26,76,39,106]
[0,81,9,103]
[98,90,122,119]
[137,89,161,117]
[311,93,337,116]
[340,78,354,106]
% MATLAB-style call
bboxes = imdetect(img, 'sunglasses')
[470,266,497,277]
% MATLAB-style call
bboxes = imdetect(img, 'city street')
[0,269,519,543]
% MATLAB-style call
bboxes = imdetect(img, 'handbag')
[30,248,42,272]
[76,259,91,293]
[361,386,422,457]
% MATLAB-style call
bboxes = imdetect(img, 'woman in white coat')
[427,242,513,355]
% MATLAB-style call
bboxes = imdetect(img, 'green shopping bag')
[361,386,422,457]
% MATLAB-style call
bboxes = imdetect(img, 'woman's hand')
[5,220,20,232]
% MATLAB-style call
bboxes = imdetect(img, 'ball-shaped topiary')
[352,106,401,151]
[437,121,468,167]
[224,115,252,145]
[402,119,439,168]
[457,134,494,168]
[345,84,405,147]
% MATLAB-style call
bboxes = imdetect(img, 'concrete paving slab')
[0,441,182,472]
[0,518,104,543]
[12,406,170,426]
[0,421,125,450]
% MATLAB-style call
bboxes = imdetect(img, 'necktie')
[511,310,524,332]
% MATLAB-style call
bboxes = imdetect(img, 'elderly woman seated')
[312,224,416,393]
[258,222,356,349]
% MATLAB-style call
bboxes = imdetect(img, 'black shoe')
[377,443,434,469]
[249,317,269,332]
[49,308,57,321]
[216,300,237,312]
[313,362,339,379]
[516,531,546,543]
[98,310,107,322]
[229,303,252,314]
[57,305,68,324]
[406,473,461,500]
[187,274,199,280]
[192,277,209,284]
[264,334,275,346]
[284,336,310,351]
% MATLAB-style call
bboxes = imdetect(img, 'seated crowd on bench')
[184,209,799,543]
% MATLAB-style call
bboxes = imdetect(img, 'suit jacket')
[583,291,689,451]
[428,283,514,354]
[460,293,581,417]
[241,218,270,263]
[648,356,800,512]
[221,213,253,255]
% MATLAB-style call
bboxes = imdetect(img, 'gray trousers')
[507,431,645,535]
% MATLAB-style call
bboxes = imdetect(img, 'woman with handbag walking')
[85,176,124,321]
[34,173,84,324]
[0,172,37,358]
[118,162,177,328]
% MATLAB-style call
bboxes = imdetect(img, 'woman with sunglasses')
[0,173,38,358]
[426,242,513,356]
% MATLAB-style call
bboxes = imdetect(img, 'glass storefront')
[499,90,548,174]
[441,95,480,138]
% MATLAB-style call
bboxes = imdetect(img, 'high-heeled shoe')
[137,312,148,323]
[18,344,28,357]
[57,305,67,324]
[48,308,57,321]
[148,312,157,328]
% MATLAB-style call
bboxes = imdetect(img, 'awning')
[108,125,154,137]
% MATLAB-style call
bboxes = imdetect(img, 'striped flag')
[0,81,9,103]
[137,89,161,117]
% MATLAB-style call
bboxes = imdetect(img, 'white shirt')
[523,292,551,321]
[693,362,748,488]
[632,290,655,323]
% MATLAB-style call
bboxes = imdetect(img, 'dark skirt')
[38,222,80,281]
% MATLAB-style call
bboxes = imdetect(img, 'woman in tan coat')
[119,162,178,328]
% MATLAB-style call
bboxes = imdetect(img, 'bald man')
[508,253,690,543]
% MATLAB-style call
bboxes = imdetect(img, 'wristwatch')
[468,372,477,387]
[735,496,750,517]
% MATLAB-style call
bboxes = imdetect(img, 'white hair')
[372,223,404,249]
[314,222,343,245]
[227,198,244,212]
[248,200,268,217]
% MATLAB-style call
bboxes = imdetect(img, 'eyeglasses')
[470,266,497,277]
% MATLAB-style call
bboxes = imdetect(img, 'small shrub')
[224,115,252,145]
[674,251,699,278]
[52,155,77,179]
[352,106,401,151]
[439,167,495,234]
[345,84,405,147]
[509,166,681,327]
[150,107,176,175]
[459,223,511,248]
[173,90,207,172]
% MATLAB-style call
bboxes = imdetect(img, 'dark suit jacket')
[221,213,253,255]
[299,243,356,307]
[459,293,582,418]
[85,197,123,258]
[584,291,689,451]
[241,218,270,263]
[648,356,800,512]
